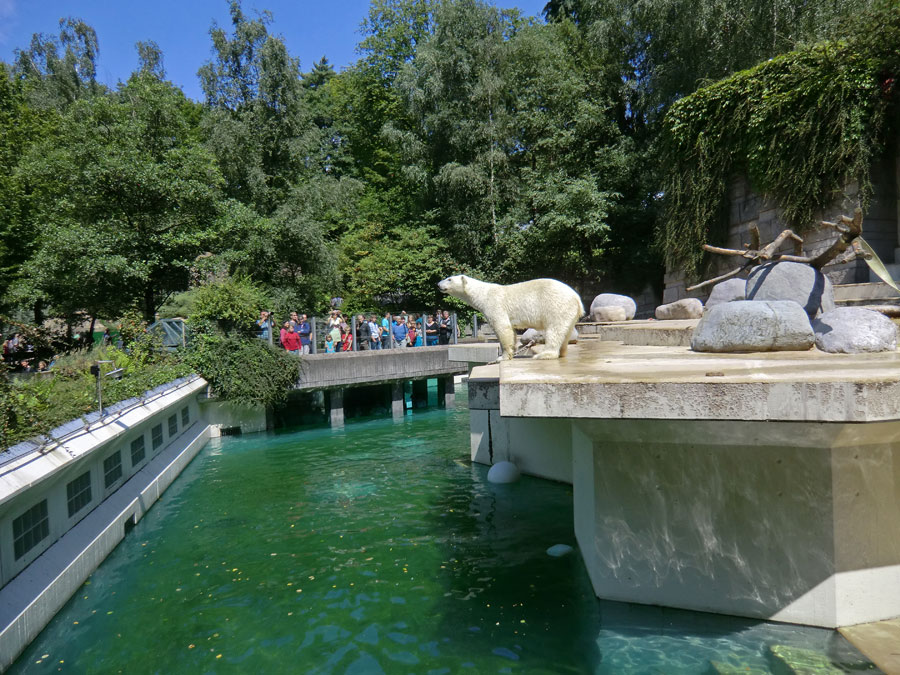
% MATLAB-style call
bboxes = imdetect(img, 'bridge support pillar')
[391,382,405,420]
[438,376,455,408]
[327,388,345,428]
[412,379,429,408]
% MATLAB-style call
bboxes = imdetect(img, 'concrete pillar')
[327,388,344,428]
[391,382,405,420]
[412,379,428,408]
[438,376,456,408]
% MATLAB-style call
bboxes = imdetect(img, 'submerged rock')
[705,278,746,310]
[812,307,898,353]
[546,544,574,557]
[655,298,703,320]
[691,300,814,352]
[590,293,636,321]
[487,461,521,484]
[746,261,834,317]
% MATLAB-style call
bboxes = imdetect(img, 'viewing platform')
[468,328,900,634]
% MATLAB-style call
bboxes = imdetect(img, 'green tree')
[13,17,102,109]
[0,64,56,317]
[16,71,224,321]
[198,0,307,213]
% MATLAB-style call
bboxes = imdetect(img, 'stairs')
[834,282,900,308]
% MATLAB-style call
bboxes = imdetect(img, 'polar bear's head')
[438,274,469,298]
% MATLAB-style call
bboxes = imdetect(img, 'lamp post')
[91,360,124,417]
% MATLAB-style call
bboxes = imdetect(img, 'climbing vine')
[658,3,900,279]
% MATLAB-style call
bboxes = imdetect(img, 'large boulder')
[745,261,834,317]
[655,298,703,320]
[691,300,815,352]
[705,278,746,310]
[812,307,898,353]
[590,293,636,321]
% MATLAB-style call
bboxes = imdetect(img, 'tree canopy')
[1,0,891,331]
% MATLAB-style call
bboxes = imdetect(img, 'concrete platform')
[470,339,900,629]
[498,341,900,422]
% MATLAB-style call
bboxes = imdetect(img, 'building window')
[104,451,123,489]
[131,435,146,467]
[13,500,49,560]
[152,424,163,450]
[168,414,178,438]
[66,471,92,518]
[181,406,190,427]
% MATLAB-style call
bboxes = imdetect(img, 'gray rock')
[590,293,636,321]
[691,300,815,352]
[746,261,835,317]
[655,298,703,320]
[705,278,746,310]
[812,307,898,353]
[589,306,627,322]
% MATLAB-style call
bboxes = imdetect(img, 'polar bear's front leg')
[491,319,517,362]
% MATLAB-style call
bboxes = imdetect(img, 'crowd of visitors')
[256,309,457,354]
[2,333,51,372]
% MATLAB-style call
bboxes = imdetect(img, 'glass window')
[181,406,190,427]
[168,414,178,438]
[131,435,146,467]
[103,451,123,489]
[152,424,163,450]
[13,500,50,560]
[66,471,92,518]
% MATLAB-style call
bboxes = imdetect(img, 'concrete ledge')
[0,423,211,671]
[499,341,900,423]
[448,343,501,364]
[576,320,697,347]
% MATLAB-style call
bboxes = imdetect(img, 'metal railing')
[261,312,462,355]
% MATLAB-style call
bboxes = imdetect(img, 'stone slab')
[840,618,900,674]
[498,340,900,423]
[576,320,697,347]
[447,343,501,364]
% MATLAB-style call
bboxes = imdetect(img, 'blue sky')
[0,0,549,101]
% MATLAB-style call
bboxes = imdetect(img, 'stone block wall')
[663,147,899,303]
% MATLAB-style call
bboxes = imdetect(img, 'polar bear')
[438,275,584,360]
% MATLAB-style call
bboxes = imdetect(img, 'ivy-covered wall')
[658,2,900,296]
[663,144,899,304]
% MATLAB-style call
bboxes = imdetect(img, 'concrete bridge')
[294,346,476,427]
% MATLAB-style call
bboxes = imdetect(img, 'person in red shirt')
[281,323,302,354]
[340,324,353,352]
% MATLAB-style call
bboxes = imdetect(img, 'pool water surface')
[10,388,878,673]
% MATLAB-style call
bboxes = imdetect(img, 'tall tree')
[198,0,306,214]
[15,71,224,321]
[13,17,101,109]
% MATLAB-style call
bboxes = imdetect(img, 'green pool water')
[10,388,878,673]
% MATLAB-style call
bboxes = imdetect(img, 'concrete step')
[834,282,900,302]
[839,617,900,675]
[767,644,847,674]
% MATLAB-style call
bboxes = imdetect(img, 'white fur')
[438,275,584,360]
